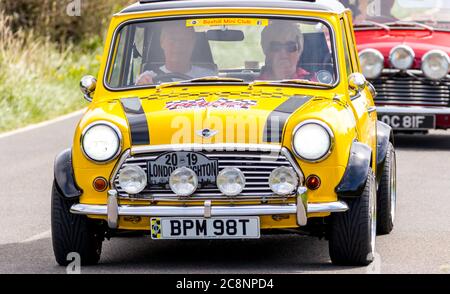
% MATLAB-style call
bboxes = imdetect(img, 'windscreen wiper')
[385,21,434,33]
[185,76,245,83]
[155,76,245,90]
[354,20,390,32]
[273,79,331,88]
[248,79,331,88]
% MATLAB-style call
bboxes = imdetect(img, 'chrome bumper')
[376,106,450,115]
[70,189,349,229]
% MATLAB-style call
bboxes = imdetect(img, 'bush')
[0,10,102,132]
[0,0,132,43]
[0,1,135,132]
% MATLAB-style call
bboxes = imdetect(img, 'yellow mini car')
[51,0,397,266]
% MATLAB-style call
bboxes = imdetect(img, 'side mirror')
[348,72,367,92]
[80,75,97,102]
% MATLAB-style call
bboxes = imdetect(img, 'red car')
[344,0,450,131]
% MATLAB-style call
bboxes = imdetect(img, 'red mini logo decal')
[166,98,257,110]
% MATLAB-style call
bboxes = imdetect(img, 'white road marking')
[20,230,51,243]
[0,230,52,245]
[0,109,86,139]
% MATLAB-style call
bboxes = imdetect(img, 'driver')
[340,0,397,23]
[259,21,314,81]
[136,21,216,85]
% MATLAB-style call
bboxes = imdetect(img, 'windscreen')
[342,0,450,29]
[106,16,337,89]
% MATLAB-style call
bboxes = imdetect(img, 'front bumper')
[377,106,450,129]
[70,188,349,229]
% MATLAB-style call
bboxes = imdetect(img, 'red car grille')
[371,73,450,107]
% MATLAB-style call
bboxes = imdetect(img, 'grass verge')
[0,11,102,133]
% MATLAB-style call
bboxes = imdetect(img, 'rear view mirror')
[206,29,244,41]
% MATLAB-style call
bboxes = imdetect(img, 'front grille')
[112,148,301,201]
[371,72,450,107]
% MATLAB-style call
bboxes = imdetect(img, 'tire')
[329,171,377,266]
[51,180,103,266]
[376,142,396,235]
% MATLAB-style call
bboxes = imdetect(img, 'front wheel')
[329,171,377,266]
[51,181,103,266]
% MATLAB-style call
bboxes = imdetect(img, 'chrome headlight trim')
[359,48,384,79]
[80,121,122,164]
[421,49,450,81]
[389,45,415,70]
[291,119,334,163]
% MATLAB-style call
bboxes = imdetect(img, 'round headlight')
[169,167,198,196]
[359,49,384,79]
[390,45,415,70]
[269,167,298,196]
[421,50,450,80]
[217,168,246,196]
[118,165,147,194]
[81,122,121,163]
[292,121,333,162]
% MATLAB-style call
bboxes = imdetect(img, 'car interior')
[118,23,336,86]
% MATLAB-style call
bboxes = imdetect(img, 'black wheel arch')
[335,141,372,197]
[54,148,82,199]
[376,121,394,183]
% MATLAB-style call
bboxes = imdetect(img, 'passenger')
[259,21,313,81]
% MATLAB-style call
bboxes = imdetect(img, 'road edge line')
[0,109,86,139]
[20,230,52,243]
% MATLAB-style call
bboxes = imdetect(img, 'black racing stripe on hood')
[120,97,150,145]
[263,95,312,143]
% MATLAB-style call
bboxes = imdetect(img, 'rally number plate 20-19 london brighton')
[147,152,218,185]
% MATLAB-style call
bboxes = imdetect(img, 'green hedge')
[0,1,133,132]
[0,0,132,43]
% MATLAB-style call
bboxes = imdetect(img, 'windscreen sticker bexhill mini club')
[186,18,269,27]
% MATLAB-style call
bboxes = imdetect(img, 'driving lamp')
[292,121,333,162]
[81,122,121,163]
[169,167,198,196]
[217,168,246,196]
[390,45,415,70]
[269,167,298,195]
[118,166,147,194]
[359,49,384,79]
[421,50,450,80]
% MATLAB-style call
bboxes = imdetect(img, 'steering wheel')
[153,72,194,84]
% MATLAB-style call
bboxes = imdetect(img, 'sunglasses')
[269,41,299,53]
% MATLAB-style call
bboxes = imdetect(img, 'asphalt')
[0,114,449,274]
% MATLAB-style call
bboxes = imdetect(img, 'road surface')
[0,114,449,274]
